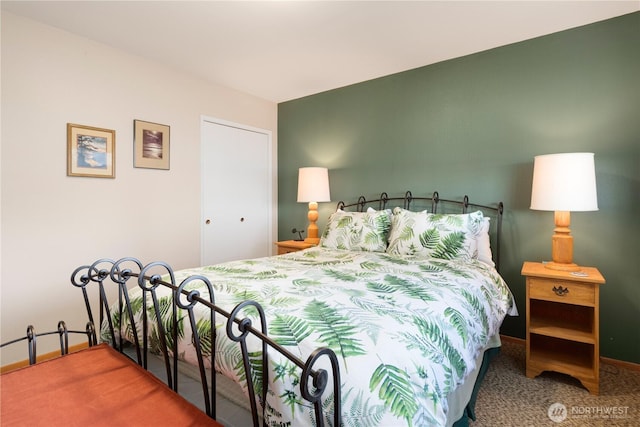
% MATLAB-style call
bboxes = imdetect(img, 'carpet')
[471,338,639,426]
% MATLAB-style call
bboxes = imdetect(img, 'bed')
[72,191,517,427]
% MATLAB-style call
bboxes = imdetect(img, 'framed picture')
[67,123,115,178]
[134,119,170,170]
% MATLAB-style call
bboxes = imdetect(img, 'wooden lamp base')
[304,201,320,244]
[545,210,580,271]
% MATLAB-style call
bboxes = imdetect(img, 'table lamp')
[297,167,331,244]
[530,152,598,271]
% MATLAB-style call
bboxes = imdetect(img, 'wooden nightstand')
[522,261,606,394]
[275,240,316,255]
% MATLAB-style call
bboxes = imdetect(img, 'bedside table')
[522,261,606,395]
[275,240,316,255]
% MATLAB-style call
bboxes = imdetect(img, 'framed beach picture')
[67,123,115,178]
[133,119,170,170]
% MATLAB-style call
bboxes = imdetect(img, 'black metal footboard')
[0,321,96,366]
[70,257,341,427]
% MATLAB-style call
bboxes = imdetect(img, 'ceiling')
[3,1,638,103]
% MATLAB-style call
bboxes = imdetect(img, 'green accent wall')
[278,13,640,363]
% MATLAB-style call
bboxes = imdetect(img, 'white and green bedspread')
[107,247,517,426]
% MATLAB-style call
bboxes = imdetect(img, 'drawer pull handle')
[552,286,569,296]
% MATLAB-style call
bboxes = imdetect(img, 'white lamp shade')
[530,152,598,212]
[297,167,331,203]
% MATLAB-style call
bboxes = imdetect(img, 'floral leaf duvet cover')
[105,247,517,427]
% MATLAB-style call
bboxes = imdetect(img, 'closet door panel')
[201,118,272,265]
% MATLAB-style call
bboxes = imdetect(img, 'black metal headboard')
[336,191,504,272]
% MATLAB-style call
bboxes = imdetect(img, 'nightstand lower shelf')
[527,334,598,393]
[529,320,594,344]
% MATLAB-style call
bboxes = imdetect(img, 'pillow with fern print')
[320,208,391,252]
[386,207,485,261]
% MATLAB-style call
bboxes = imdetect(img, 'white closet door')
[201,117,272,265]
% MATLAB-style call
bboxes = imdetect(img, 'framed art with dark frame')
[67,123,115,178]
[134,119,170,170]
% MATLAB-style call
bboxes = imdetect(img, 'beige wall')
[0,12,278,363]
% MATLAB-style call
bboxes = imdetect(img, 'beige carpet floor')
[471,338,640,427]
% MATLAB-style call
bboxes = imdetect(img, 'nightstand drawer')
[275,240,316,254]
[528,277,595,306]
[277,246,299,255]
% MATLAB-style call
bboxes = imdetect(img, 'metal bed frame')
[69,258,341,427]
[336,191,505,427]
[1,321,96,366]
[23,191,501,427]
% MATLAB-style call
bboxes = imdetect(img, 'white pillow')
[477,217,495,267]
